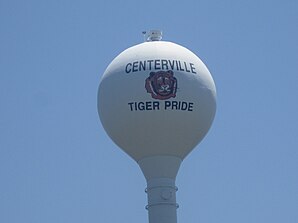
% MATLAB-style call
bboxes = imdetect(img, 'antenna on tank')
[142,31,147,42]
[142,30,163,42]
[146,30,162,41]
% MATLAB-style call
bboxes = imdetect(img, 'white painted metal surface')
[98,32,216,223]
[139,156,181,223]
[98,40,216,161]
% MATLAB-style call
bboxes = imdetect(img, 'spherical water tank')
[98,40,216,162]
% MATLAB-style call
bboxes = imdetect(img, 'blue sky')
[0,0,297,223]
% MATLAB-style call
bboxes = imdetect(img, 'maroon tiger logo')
[145,70,177,100]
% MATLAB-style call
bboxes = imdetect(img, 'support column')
[138,155,182,223]
[146,178,178,223]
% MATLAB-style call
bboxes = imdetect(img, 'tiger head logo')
[145,70,177,100]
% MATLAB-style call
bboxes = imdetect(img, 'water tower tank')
[98,30,216,223]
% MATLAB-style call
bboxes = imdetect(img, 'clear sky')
[0,0,297,223]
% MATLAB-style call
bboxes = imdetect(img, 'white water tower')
[98,30,216,223]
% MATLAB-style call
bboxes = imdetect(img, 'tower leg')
[146,178,178,223]
[138,156,182,223]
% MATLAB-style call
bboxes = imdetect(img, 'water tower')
[98,30,216,223]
